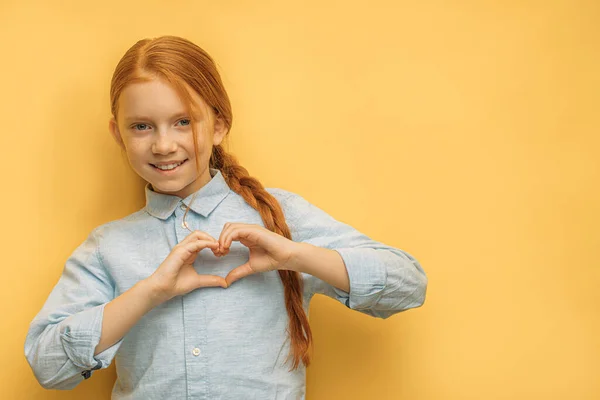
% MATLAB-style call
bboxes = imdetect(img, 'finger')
[177,239,219,258]
[176,240,217,265]
[217,222,233,257]
[217,223,235,253]
[187,230,218,243]
[178,231,217,248]
[195,274,228,289]
[220,224,251,253]
[176,265,227,291]
[223,226,262,253]
[225,263,255,286]
[189,238,219,249]
[190,233,221,257]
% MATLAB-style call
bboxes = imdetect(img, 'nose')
[151,130,178,155]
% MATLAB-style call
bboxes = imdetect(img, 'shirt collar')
[144,168,231,220]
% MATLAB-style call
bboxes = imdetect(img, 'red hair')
[109,35,312,369]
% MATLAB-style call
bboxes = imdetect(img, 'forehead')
[118,78,207,121]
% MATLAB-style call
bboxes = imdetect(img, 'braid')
[211,144,312,370]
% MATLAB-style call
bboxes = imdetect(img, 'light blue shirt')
[25,168,427,399]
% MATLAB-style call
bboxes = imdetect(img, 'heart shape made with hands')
[191,222,297,288]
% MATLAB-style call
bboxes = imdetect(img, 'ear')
[109,118,126,150]
[212,115,229,147]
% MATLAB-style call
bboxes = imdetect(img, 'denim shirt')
[25,168,427,399]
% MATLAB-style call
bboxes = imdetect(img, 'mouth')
[150,159,188,173]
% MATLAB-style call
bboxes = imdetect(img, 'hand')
[214,223,299,286]
[147,230,227,303]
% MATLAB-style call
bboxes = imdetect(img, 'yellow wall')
[1,1,598,399]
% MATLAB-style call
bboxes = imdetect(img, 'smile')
[151,159,188,172]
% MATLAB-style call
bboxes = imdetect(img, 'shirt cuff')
[331,248,388,309]
[58,303,121,370]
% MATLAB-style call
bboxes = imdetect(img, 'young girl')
[25,35,427,399]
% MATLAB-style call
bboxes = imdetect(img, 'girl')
[25,35,427,399]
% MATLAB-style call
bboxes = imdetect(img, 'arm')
[24,228,126,389]
[26,227,225,389]
[94,279,162,355]
[287,242,350,292]
[279,190,428,319]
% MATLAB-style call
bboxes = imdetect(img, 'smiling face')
[109,77,228,199]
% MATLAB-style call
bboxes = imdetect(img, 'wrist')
[285,242,350,292]
[138,277,170,307]
[283,241,305,272]
[286,242,329,274]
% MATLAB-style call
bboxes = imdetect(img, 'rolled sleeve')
[271,189,428,319]
[59,303,122,370]
[332,248,387,308]
[24,227,121,389]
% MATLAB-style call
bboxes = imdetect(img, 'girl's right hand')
[147,230,227,304]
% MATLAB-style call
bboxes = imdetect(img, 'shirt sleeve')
[277,190,428,319]
[24,227,123,389]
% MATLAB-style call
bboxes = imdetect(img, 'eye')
[178,119,191,127]
[133,123,150,131]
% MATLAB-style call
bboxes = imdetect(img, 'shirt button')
[180,203,187,210]
[192,347,201,356]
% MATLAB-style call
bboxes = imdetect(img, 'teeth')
[156,161,183,170]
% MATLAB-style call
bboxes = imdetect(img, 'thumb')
[193,273,228,289]
[225,263,255,287]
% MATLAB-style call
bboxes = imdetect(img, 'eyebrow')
[123,112,190,123]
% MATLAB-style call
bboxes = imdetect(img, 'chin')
[150,181,189,194]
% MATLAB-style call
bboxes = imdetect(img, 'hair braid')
[211,144,312,369]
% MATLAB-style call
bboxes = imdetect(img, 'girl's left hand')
[215,223,298,286]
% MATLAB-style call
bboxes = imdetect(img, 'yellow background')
[1,0,598,399]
